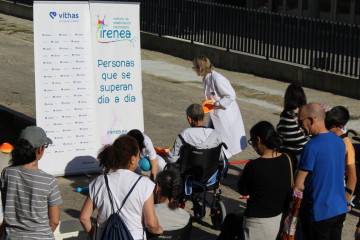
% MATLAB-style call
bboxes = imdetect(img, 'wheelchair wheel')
[211,200,226,230]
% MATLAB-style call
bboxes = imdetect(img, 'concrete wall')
[1,0,359,99]
[0,1,32,20]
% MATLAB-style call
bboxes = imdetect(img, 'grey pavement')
[0,13,360,239]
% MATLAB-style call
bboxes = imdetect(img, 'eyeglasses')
[43,143,49,148]
[248,139,254,145]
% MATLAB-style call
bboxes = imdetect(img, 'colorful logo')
[49,12,57,19]
[95,15,137,46]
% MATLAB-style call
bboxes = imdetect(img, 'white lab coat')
[202,70,247,158]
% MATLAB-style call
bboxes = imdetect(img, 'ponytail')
[98,135,139,174]
[156,169,183,210]
[250,121,283,151]
[10,139,37,166]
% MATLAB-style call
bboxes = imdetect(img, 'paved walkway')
[0,13,359,239]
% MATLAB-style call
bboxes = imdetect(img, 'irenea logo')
[49,11,79,19]
[95,15,137,46]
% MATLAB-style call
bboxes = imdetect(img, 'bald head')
[300,103,328,136]
[301,103,326,121]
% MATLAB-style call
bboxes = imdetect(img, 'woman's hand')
[202,100,219,108]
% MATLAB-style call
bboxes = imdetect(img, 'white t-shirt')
[141,133,157,160]
[89,169,155,240]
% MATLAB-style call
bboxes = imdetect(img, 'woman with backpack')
[79,135,163,239]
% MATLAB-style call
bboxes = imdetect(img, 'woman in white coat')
[193,56,247,159]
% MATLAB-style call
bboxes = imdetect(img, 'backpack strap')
[118,176,142,213]
[104,175,142,214]
[104,174,116,214]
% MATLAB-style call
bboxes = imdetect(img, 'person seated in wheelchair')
[166,103,227,229]
[167,103,226,183]
[147,169,191,240]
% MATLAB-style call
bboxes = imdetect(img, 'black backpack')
[100,175,142,240]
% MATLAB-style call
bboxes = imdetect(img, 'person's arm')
[48,205,60,232]
[237,164,250,196]
[143,133,158,180]
[167,135,183,163]
[143,192,163,235]
[149,158,159,181]
[79,196,95,237]
[345,163,357,209]
[294,170,309,192]
[212,74,236,108]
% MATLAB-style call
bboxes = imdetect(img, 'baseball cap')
[19,126,53,148]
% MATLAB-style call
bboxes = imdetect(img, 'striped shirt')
[276,110,308,156]
[1,166,62,239]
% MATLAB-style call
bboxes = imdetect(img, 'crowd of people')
[0,55,356,240]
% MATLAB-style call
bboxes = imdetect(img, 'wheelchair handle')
[353,136,360,142]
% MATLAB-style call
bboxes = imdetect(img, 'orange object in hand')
[155,147,170,157]
[0,142,14,154]
[201,99,214,113]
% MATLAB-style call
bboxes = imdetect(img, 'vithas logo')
[49,12,56,19]
[49,11,79,19]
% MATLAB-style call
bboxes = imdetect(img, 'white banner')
[89,2,144,146]
[33,1,143,176]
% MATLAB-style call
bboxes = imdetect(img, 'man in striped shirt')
[1,126,62,239]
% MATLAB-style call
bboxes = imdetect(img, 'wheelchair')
[174,141,228,230]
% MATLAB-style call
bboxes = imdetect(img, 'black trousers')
[312,213,346,240]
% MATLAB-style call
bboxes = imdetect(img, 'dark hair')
[186,103,204,122]
[98,135,139,174]
[127,129,145,151]
[325,106,350,130]
[250,121,282,151]
[10,139,37,166]
[156,169,183,210]
[284,83,307,112]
